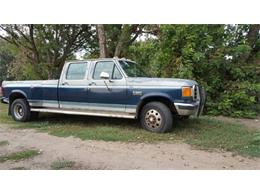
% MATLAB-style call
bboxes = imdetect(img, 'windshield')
[118,60,149,77]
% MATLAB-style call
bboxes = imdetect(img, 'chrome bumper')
[1,97,9,104]
[174,86,206,117]
[174,102,199,116]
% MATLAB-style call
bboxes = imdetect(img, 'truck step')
[30,108,136,119]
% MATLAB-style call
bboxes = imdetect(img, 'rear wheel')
[10,98,31,122]
[140,102,173,133]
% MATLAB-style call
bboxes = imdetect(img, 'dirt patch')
[215,116,260,130]
[0,125,259,170]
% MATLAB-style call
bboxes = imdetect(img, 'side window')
[113,66,123,79]
[66,63,88,80]
[93,61,123,80]
[93,61,114,79]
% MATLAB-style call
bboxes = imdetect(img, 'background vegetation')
[0,24,259,117]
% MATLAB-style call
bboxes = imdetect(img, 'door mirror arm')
[103,80,111,91]
[100,72,112,91]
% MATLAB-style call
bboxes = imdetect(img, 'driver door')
[87,60,127,112]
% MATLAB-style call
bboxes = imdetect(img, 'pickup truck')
[1,58,206,133]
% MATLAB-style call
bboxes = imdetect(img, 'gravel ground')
[0,125,259,170]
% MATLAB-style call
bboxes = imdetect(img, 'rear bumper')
[1,97,9,104]
[174,86,206,117]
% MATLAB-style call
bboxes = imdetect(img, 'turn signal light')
[182,87,192,97]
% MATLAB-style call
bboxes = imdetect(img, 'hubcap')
[145,109,162,129]
[14,104,24,120]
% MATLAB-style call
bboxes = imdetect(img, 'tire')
[10,98,31,122]
[140,101,173,133]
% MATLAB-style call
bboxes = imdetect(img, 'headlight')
[182,86,192,97]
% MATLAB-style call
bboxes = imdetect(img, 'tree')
[0,40,15,83]
[128,24,260,117]
[94,24,145,58]
[0,24,95,78]
[96,24,108,58]
[247,24,260,51]
[113,24,141,57]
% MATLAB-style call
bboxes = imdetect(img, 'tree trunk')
[246,24,260,62]
[114,25,139,57]
[96,24,108,58]
[114,24,133,57]
[247,24,260,48]
[114,41,124,57]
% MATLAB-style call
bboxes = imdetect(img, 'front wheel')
[10,98,31,122]
[140,102,173,133]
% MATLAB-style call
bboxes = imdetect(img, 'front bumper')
[174,102,199,116]
[174,86,206,117]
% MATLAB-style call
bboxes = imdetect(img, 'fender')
[136,92,174,115]
[140,92,172,101]
[9,90,28,99]
[8,90,28,115]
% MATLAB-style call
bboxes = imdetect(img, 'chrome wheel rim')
[14,104,24,120]
[145,109,162,129]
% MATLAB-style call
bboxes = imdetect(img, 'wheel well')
[8,92,27,115]
[137,96,177,118]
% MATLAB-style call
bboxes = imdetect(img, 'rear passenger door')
[59,62,90,110]
[87,60,127,112]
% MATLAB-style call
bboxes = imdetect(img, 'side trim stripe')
[30,108,136,119]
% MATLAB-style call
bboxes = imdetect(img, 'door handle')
[62,82,69,86]
[89,82,96,86]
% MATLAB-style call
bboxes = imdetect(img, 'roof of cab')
[65,57,135,64]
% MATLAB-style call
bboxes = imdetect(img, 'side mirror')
[100,72,110,80]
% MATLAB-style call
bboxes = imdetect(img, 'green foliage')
[0,149,41,162]
[51,159,75,170]
[128,39,159,76]
[128,24,260,118]
[211,82,257,118]
[0,24,95,79]
[0,40,15,83]
[0,140,9,146]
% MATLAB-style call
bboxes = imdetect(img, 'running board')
[30,108,136,119]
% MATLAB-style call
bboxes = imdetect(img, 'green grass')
[10,167,27,170]
[51,159,75,170]
[0,140,9,146]
[0,103,259,157]
[0,149,41,163]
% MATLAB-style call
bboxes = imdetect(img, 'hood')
[126,77,198,87]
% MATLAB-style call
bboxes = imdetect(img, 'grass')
[0,149,41,163]
[0,140,9,146]
[10,167,27,170]
[0,103,259,157]
[51,159,75,170]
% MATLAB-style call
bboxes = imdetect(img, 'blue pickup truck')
[1,58,206,133]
